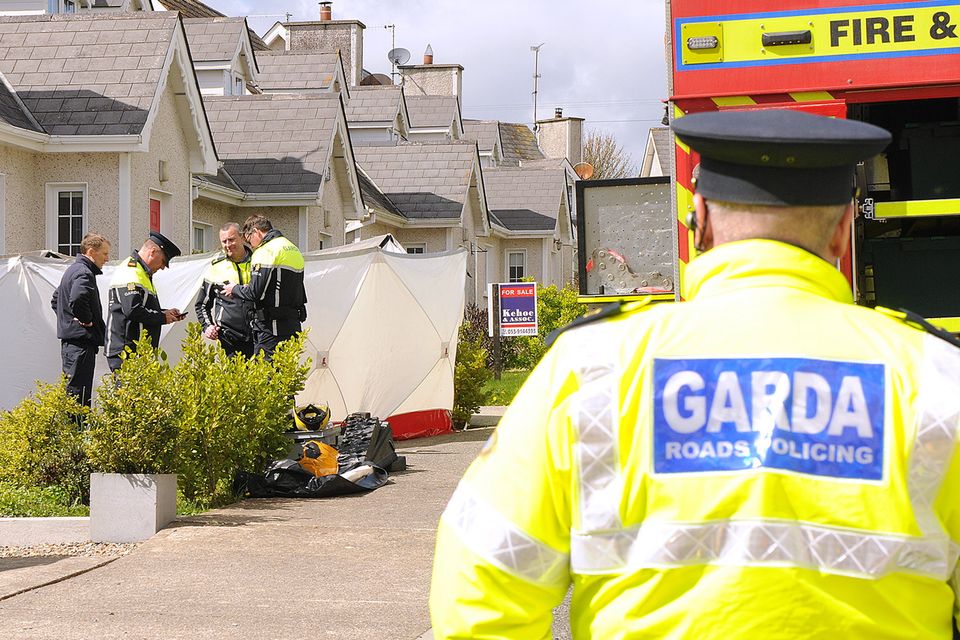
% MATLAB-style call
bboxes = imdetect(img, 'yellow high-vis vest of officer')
[430,239,960,639]
[194,250,253,342]
[230,229,306,338]
[106,252,165,358]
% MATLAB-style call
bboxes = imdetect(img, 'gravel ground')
[0,542,138,559]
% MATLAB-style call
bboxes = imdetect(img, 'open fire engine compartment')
[851,97,960,318]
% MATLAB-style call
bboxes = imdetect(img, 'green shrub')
[172,324,310,508]
[87,333,179,475]
[452,324,492,429]
[511,285,586,369]
[0,482,89,517]
[0,379,90,506]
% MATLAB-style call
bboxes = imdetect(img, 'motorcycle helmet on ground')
[294,403,330,431]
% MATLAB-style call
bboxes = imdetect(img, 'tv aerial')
[387,47,410,83]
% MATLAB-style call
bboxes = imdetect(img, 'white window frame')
[45,182,87,255]
[192,221,212,254]
[234,75,244,96]
[507,249,527,283]
[406,243,426,255]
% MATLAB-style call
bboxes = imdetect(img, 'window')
[406,243,426,255]
[508,250,526,282]
[192,222,211,254]
[55,189,84,255]
[234,76,244,96]
[63,0,75,12]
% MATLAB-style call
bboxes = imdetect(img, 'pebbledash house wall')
[191,198,304,249]
[502,237,544,285]
[0,144,120,256]
[318,160,348,249]
[131,84,193,255]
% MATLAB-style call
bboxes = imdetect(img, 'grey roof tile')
[183,17,244,62]
[0,12,177,135]
[345,85,402,125]
[0,74,40,132]
[406,94,459,130]
[160,0,268,50]
[484,166,565,228]
[650,127,674,175]
[499,122,544,164]
[463,119,501,153]
[353,141,477,219]
[256,50,340,92]
[204,93,342,194]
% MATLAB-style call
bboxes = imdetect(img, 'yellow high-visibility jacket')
[431,239,960,639]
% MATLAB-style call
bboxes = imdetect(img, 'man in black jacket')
[194,222,254,357]
[51,233,110,406]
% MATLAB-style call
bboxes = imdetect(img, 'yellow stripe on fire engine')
[679,3,960,67]
[874,198,960,218]
[789,91,835,101]
[712,96,757,107]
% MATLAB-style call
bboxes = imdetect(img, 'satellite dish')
[387,47,411,66]
[360,73,393,86]
[574,162,595,180]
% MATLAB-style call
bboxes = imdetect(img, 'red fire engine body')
[669,0,960,328]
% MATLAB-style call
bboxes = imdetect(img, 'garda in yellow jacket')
[430,239,960,639]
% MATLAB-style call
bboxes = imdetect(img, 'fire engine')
[668,0,960,329]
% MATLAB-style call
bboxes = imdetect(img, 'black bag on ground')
[235,459,388,499]
[337,413,398,470]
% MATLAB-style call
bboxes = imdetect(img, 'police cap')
[148,231,182,262]
[671,110,891,206]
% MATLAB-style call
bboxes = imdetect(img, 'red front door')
[149,198,160,233]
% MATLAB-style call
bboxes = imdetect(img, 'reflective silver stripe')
[571,519,960,579]
[442,484,569,587]
[569,334,960,580]
[571,323,622,532]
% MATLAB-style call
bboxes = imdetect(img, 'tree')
[582,129,637,179]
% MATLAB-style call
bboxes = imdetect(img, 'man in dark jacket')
[194,222,254,357]
[51,233,110,406]
[105,231,186,372]
[223,215,306,360]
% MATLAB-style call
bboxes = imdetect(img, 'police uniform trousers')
[61,341,98,407]
[220,333,254,359]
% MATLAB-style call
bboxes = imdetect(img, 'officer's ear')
[826,201,855,261]
[692,193,713,253]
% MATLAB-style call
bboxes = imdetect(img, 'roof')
[345,85,403,125]
[405,94,459,130]
[463,119,500,153]
[0,13,178,135]
[157,0,268,50]
[483,167,565,225]
[489,209,556,232]
[357,168,404,218]
[204,93,342,194]
[182,17,246,62]
[353,142,477,219]
[257,51,339,92]
[196,166,242,191]
[499,122,544,164]
[650,127,674,175]
[0,75,41,132]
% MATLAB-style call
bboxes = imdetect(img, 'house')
[153,0,269,50]
[0,12,217,257]
[350,141,491,304]
[483,166,576,288]
[344,85,410,145]
[182,17,259,96]
[193,93,364,251]
[405,94,463,142]
[256,50,348,96]
[462,119,503,167]
[0,0,151,14]
[640,126,672,178]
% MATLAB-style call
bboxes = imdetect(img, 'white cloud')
[208,0,668,163]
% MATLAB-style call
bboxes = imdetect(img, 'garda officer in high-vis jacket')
[106,231,186,372]
[431,110,960,639]
[194,222,254,358]
[223,215,306,360]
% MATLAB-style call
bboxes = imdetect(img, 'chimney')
[287,9,365,86]
[536,111,585,165]
[319,1,332,21]
[399,47,463,101]
[423,44,433,65]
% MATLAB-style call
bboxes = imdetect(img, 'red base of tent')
[387,409,453,440]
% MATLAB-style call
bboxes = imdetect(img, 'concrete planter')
[90,473,177,543]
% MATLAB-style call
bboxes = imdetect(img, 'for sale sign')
[490,283,538,337]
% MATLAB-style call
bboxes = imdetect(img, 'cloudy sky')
[206,0,669,166]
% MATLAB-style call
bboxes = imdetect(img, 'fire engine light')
[687,36,719,50]
[761,30,812,46]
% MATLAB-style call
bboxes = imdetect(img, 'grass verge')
[482,369,532,406]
